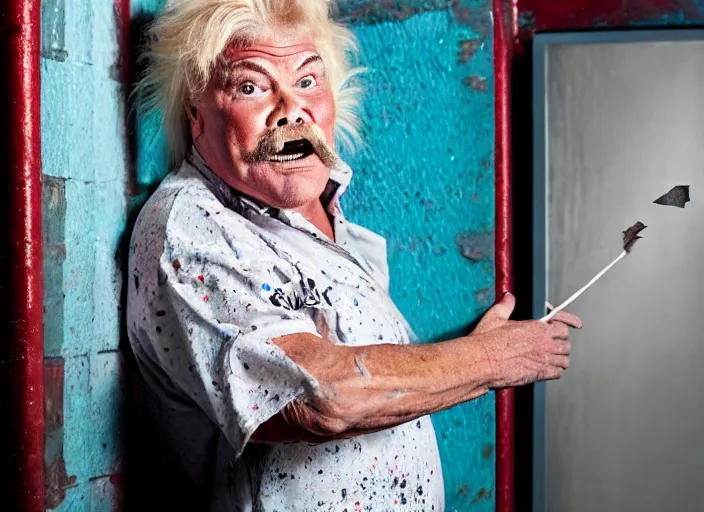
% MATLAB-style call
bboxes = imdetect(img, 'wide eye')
[240,82,256,95]
[298,75,317,89]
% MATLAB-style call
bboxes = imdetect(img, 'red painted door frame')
[0,0,45,510]
[493,1,516,511]
[493,1,704,511]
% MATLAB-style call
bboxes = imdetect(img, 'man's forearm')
[252,333,492,443]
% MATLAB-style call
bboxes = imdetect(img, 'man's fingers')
[548,310,583,329]
[549,321,570,340]
[537,367,563,382]
[541,340,570,358]
[490,292,516,320]
[549,355,570,369]
[552,341,571,356]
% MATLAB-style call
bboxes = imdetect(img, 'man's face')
[188,28,338,210]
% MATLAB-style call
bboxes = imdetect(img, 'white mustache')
[249,124,338,169]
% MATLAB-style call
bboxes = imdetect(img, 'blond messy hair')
[137,0,363,167]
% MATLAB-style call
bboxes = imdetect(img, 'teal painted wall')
[41,0,128,508]
[41,0,496,509]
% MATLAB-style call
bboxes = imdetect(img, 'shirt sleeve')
[132,190,320,458]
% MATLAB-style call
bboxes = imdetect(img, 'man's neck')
[296,199,335,242]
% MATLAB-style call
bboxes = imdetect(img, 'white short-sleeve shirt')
[126,150,444,511]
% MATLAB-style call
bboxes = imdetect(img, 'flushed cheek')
[223,107,269,153]
[309,91,336,144]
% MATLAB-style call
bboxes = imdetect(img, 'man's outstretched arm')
[251,292,581,444]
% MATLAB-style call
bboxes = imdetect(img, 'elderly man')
[127,1,581,510]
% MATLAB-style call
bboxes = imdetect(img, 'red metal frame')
[516,0,704,42]
[493,1,516,511]
[0,0,44,510]
[495,1,704,510]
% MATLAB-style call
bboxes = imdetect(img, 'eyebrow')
[223,55,323,80]
[296,54,323,72]
[225,60,273,80]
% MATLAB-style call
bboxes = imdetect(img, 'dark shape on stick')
[622,221,646,253]
[653,185,690,208]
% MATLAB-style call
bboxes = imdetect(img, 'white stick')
[541,250,627,323]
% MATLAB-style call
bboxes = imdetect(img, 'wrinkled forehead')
[222,30,320,64]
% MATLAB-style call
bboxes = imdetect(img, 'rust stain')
[455,231,494,262]
[482,443,495,459]
[451,0,493,35]
[44,358,77,509]
[109,474,126,512]
[45,456,78,509]
[451,1,473,25]
[475,287,493,308]
[337,0,447,25]
[472,487,493,503]
[44,359,64,431]
[457,38,482,64]
[463,75,488,92]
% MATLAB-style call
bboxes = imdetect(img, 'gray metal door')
[533,32,704,512]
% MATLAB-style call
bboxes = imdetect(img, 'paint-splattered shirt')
[127,150,444,511]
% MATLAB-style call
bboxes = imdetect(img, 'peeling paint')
[45,358,77,510]
[458,38,483,63]
[90,474,125,512]
[482,443,495,459]
[43,176,66,358]
[337,0,449,25]
[473,487,493,503]
[451,0,494,35]
[41,0,69,61]
[517,10,536,31]
[464,75,489,91]
[455,231,495,262]
[475,287,494,308]
[45,456,78,510]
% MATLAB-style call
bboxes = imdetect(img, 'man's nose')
[276,116,303,127]
[270,93,310,128]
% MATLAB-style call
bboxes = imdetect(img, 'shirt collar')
[186,146,353,217]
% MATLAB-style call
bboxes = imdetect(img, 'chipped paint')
[456,231,495,262]
[41,0,68,61]
[473,487,493,503]
[452,0,494,35]
[43,176,66,357]
[337,0,448,25]
[458,38,483,63]
[90,474,125,512]
[482,442,495,459]
[464,75,489,91]
[44,358,77,509]
[475,287,494,308]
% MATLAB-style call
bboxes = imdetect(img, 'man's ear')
[185,102,204,139]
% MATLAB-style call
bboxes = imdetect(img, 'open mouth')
[267,139,316,163]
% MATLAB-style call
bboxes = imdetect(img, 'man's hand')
[471,292,582,388]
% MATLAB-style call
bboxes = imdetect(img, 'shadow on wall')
[117,9,176,510]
